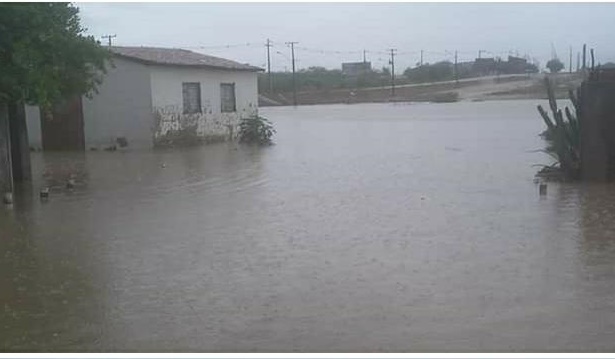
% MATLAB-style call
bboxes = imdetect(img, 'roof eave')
[112,53,263,72]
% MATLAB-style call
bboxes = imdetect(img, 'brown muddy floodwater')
[2,100,615,352]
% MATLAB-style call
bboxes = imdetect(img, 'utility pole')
[420,49,423,66]
[101,34,116,47]
[576,52,580,72]
[388,48,396,97]
[286,42,298,106]
[569,47,573,73]
[363,50,367,63]
[582,44,587,69]
[265,39,273,93]
[454,50,459,84]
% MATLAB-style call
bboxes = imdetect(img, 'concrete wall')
[24,105,41,150]
[580,81,615,181]
[25,59,259,149]
[0,104,12,193]
[149,66,258,145]
[82,57,153,149]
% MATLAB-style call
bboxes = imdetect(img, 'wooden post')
[0,103,13,193]
[8,101,31,182]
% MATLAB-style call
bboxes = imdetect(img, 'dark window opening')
[221,83,236,113]
[182,82,201,114]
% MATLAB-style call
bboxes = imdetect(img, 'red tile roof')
[109,46,262,72]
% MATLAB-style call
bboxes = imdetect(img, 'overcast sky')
[77,2,615,73]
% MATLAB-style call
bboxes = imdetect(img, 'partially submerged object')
[40,187,50,199]
[3,192,13,205]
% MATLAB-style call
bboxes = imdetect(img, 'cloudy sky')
[77,2,615,73]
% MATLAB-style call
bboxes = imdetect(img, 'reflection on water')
[2,100,615,351]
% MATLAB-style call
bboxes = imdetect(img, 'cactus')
[536,77,581,180]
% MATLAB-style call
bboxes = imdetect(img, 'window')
[182,82,201,114]
[220,83,236,113]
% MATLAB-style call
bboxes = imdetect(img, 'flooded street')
[2,100,615,352]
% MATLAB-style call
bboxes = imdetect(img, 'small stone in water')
[3,192,13,205]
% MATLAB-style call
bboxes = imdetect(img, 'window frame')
[182,82,202,114]
[220,83,237,113]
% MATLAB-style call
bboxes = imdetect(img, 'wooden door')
[40,96,85,151]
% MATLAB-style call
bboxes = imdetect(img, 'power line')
[286,42,299,106]
[454,50,458,84]
[388,48,397,97]
[568,46,572,73]
[265,39,273,92]
[101,34,116,47]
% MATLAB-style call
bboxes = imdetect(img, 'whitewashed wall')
[25,105,41,149]
[82,57,153,149]
[26,58,259,149]
[149,66,258,145]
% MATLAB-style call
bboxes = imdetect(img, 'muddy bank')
[260,73,583,106]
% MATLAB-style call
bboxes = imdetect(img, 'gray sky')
[77,2,615,73]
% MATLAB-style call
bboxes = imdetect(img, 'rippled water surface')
[2,100,615,352]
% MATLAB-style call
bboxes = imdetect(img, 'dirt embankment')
[259,73,584,106]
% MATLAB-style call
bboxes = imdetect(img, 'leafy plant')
[238,116,276,145]
[536,77,581,180]
[546,58,565,73]
[0,3,110,107]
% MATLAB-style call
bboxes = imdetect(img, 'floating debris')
[116,137,129,148]
[3,192,13,205]
[40,187,50,199]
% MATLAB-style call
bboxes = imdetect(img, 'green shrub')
[238,116,276,145]
[536,77,581,180]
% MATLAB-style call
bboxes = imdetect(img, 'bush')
[546,58,564,73]
[238,116,276,145]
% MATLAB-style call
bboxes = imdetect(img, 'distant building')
[342,62,372,77]
[504,56,528,74]
[471,56,536,77]
[472,58,497,76]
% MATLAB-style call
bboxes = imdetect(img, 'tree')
[403,62,454,83]
[0,3,108,106]
[0,3,109,189]
[546,58,564,73]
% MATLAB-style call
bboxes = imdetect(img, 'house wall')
[0,104,12,193]
[24,105,42,150]
[580,80,615,181]
[82,57,153,149]
[149,66,258,145]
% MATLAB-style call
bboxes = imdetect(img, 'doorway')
[40,96,85,151]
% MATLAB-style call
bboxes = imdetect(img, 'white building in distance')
[26,46,262,150]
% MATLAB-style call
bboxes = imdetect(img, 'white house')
[26,46,262,150]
